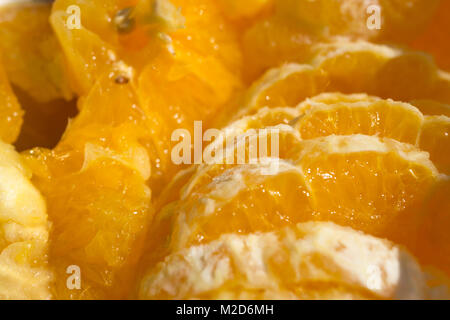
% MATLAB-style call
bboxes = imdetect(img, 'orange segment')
[50,6,118,97]
[120,0,245,73]
[311,41,399,93]
[0,141,52,299]
[296,94,424,145]
[242,16,315,81]
[0,3,73,102]
[149,91,449,291]
[153,161,309,254]
[1,0,447,301]
[51,0,158,94]
[137,44,241,194]
[170,0,243,75]
[157,107,300,209]
[44,155,150,300]
[295,135,438,241]
[234,63,327,119]
[236,41,450,123]
[23,70,153,300]
[309,41,450,104]
[146,133,439,271]
[294,93,450,176]
[419,116,450,175]
[139,222,437,300]
[0,60,23,144]
[314,41,450,104]
[143,124,304,266]
[51,0,243,193]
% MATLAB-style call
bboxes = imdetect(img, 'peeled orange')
[139,222,445,299]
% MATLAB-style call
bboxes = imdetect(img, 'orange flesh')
[0,0,448,300]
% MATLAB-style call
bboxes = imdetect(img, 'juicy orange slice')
[146,133,439,269]
[51,0,243,194]
[50,4,118,97]
[296,94,424,145]
[237,40,450,121]
[0,60,23,144]
[311,41,450,104]
[232,86,448,179]
[139,222,441,300]
[151,94,450,270]
[0,141,52,299]
[311,40,399,93]
[169,0,243,75]
[295,93,449,175]
[137,43,241,194]
[0,2,73,102]
[1,0,447,301]
[23,70,153,300]
[295,135,438,242]
[234,63,327,120]
[157,107,300,209]
[242,16,315,81]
